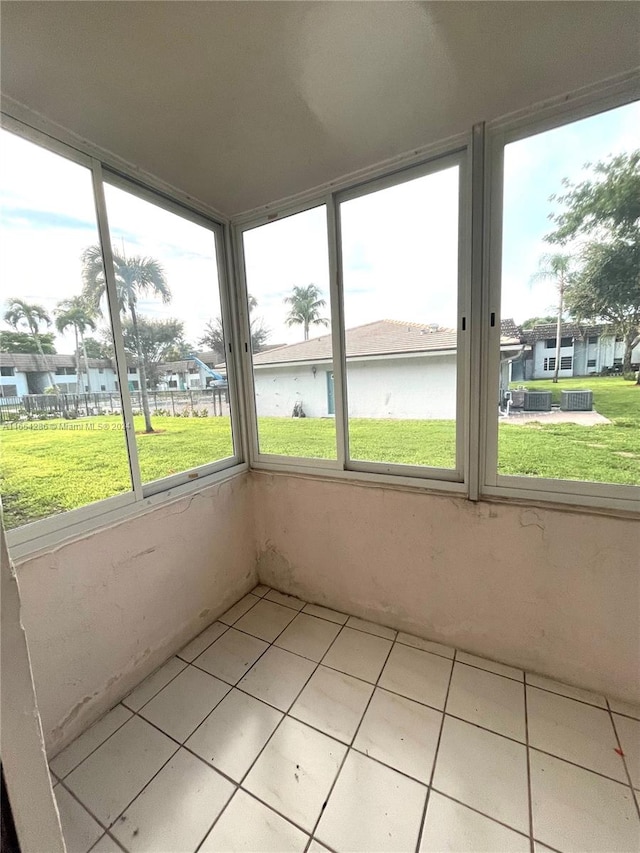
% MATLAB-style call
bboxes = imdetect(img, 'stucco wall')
[252,472,640,704]
[254,362,332,418]
[15,473,256,754]
[254,353,457,420]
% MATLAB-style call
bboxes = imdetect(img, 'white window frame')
[1,115,247,559]
[480,76,640,513]
[234,142,473,495]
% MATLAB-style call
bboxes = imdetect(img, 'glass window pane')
[243,206,336,459]
[498,101,640,486]
[340,165,460,469]
[0,130,132,529]
[101,181,234,484]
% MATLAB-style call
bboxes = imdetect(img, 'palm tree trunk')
[74,327,82,396]
[553,279,564,384]
[33,329,57,391]
[130,303,154,433]
[304,320,309,341]
[80,332,92,393]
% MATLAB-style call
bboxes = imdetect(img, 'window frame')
[235,145,473,493]
[480,78,639,513]
[333,149,470,485]
[1,117,247,557]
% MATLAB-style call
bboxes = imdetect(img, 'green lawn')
[1,376,637,529]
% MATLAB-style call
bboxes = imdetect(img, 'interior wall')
[14,472,256,754]
[252,472,640,704]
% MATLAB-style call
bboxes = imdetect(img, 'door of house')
[326,371,335,415]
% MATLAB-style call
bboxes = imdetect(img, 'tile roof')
[252,319,522,366]
[520,322,609,343]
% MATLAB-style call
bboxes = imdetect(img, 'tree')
[82,336,108,359]
[55,297,97,393]
[530,254,573,383]
[200,294,269,357]
[103,317,187,388]
[284,284,329,341]
[566,240,640,373]
[0,330,56,354]
[521,316,556,329]
[546,151,640,245]
[3,298,57,389]
[81,246,171,432]
[546,150,640,375]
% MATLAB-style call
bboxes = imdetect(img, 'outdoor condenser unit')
[523,391,552,411]
[560,390,593,411]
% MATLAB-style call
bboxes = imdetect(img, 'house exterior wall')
[0,370,29,396]
[254,361,333,418]
[528,335,640,379]
[254,353,457,420]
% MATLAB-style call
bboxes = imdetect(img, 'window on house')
[0,128,131,531]
[493,99,639,494]
[560,336,572,348]
[1,385,18,397]
[98,367,104,374]
[100,385,106,391]
[102,178,236,485]
[615,335,623,342]
[242,205,336,460]
[338,159,463,475]
[1,366,15,376]
[614,357,623,365]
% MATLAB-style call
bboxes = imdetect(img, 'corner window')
[0,129,132,530]
[99,179,236,486]
[493,99,639,493]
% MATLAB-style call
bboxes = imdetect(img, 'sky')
[1,99,638,356]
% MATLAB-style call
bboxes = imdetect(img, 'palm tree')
[3,298,57,390]
[284,284,329,341]
[530,254,572,383]
[55,297,97,394]
[81,245,170,432]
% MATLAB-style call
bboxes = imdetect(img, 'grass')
[1,377,637,529]
[498,376,640,483]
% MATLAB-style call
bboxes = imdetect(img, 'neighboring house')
[520,323,640,380]
[252,319,523,419]
[0,353,118,396]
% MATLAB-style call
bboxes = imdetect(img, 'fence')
[0,387,229,423]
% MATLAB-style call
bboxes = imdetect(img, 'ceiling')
[1,2,638,217]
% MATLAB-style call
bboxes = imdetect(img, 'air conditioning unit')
[510,389,526,408]
[523,391,552,411]
[561,390,593,411]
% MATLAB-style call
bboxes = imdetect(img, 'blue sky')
[1,99,638,354]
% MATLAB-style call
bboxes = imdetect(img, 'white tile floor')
[50,586,640,853]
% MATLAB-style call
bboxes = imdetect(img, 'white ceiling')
[1,2,638,217]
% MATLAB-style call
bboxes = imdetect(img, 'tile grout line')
[303,627,399,852]
[428,787,534,843]
[52,587,640,853]
[190,598,350,852]
[524,673,535,853]
[412,647,457,853]
[606,698,640,820]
